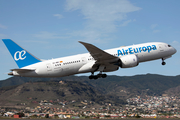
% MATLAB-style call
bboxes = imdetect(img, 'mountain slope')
[1,74,180,99]
[0,81,126,107]
[81,74,180,96]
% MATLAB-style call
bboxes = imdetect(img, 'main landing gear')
[162,58,166,65]
[89,65,107,80]
[89,72,107,80]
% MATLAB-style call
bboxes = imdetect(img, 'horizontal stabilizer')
[11,68,35,73]
[8,68,35,76]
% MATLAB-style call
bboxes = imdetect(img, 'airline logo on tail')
[14,50,26,61]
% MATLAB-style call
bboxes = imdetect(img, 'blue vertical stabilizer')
[2,39,41,68]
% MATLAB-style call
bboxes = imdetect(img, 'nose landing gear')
[162,58,166,65]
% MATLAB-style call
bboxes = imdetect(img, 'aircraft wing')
[79,41,118,64]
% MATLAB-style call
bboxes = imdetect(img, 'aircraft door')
[46,63,52,71]
[158,44,164,52]
[81,57,87,64]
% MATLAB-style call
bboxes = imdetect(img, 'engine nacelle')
[119,54,139,68]
[103,65,119,72]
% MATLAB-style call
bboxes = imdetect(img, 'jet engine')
[119,54,139,68]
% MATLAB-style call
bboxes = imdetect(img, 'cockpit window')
[168,44,171,47]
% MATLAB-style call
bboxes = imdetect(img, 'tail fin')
[2,39,41,68]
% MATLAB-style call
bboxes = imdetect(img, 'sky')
[0,0,180,80]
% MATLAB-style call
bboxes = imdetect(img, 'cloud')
[70,30,102,43]
[141,29,146,32]
[33,31,68,39]
[0,24,7,29]
[172,41,180,51]
[65,0,141,42]
[53,14,64,19]
[151,24,158,29]
[0,33,7,38]
[151,24,160,33]
[22,40,49,44]
[120,19,136,27]
[153,30,161,33]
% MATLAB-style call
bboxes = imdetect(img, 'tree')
[45,114,49,118]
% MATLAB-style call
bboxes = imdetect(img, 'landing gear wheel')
[88,71,107,80]
[89,75,94,79]
[102,74,107,78]
[94,76,98,79]
[97,74,102,78]
[89,75,98,80]
[162,62,166,65]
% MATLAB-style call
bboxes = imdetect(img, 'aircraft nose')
[173,47,177,54]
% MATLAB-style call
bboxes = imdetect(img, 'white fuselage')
[12,42,176,77]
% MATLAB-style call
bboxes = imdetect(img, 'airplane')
[2,39,177,79]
